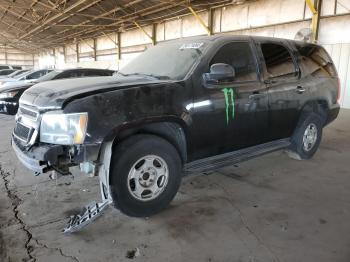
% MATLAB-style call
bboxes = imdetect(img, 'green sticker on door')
[222,88,235,124]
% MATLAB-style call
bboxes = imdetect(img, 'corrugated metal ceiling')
[0,0,246,52]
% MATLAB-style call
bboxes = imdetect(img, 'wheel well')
[300,100,328,119]
[112,122,188,163]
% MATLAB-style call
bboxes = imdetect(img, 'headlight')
[40,112,88,145]
[0,91,18,98]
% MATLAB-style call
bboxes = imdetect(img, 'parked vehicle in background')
[0,69,52,87]
[0,65,22,70]
[0,69,17,78]
[11,35,340,232]
[0,68,114,115]
[6,69,29,78]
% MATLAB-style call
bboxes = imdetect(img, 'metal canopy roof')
[0,0,240,53]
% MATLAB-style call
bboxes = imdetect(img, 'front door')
[190,40,269,160]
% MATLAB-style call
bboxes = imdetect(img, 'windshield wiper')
[117,72,170,80]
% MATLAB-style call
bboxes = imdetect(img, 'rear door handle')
[296,86,305,94]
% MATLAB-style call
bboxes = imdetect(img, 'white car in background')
[0,65,22,70]
[0,69,17,78]
[0,69,29,79]
[0,69,52,87]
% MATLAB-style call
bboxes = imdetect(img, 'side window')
[39,70,48,77]
[71,72,80,78]
[296,44,337,77]
[57,71,78,79]
[260,43,297,79]
[54,72,69,79]
[26,70,43,79]
[210,42,258,82]
[85,70,109,77]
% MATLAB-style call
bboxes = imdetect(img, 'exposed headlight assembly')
[0,91,18,98]
[40,111,88,145]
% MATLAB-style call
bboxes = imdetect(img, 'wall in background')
[0,45,35,68]
[36,0,350,107]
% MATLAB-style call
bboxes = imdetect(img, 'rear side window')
[0,66,10,70]
[210,42,258,82]
[85,70,112,76]
[56,71,85,79]
[296,44,337,78]
[261,43,297,79]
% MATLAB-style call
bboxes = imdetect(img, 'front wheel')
[287,113,324,160]
[110,134,182,217]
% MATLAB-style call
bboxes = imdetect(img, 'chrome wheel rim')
[302,123,318,152]
[127,155,169,201]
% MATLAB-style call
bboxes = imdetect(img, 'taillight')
[337,77,341,103]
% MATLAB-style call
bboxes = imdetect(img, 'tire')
[287,112,325,160]
[110,134,182,217]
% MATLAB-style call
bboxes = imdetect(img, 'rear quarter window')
[260,43,298,79]
[296,43,337,78]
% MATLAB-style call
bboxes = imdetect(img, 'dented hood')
[20,76,169,109]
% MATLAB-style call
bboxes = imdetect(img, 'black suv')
[12,35,340,219]
[0,68,114,115]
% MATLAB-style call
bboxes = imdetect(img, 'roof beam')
[17,0,89,41]
[305,0,322,42]
[40,0,144,42]
[134,22,155,45]
[187,5,211,36]
[43,1,183,44]
[0,5,36,24]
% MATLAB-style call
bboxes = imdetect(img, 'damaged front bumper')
[12,136,114,233]
[12,135,101,175]
[12,136,53,174]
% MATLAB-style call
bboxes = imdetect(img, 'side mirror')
[203,63,235,86]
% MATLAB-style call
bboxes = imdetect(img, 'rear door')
[255,40,303,140]
[191,40,269,159]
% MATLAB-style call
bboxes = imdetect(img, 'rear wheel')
[110,134,182,217]
[287,113,324,160]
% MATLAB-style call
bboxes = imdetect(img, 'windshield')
[37,70,62,82]
[118,41,207,80]
[13,70,33,79]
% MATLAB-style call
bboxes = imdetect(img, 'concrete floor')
[0,110,349,262]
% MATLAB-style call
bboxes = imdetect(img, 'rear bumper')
[325,103,340,126]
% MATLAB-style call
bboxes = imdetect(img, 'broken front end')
[12,103,113,233]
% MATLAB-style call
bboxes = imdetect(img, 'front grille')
[19,106,38,119]
[20,107,38,118]
[15,104,40,146]
[14,122,32,142]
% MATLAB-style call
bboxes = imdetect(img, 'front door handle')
[296,86,305,94]
[249,93,265,100]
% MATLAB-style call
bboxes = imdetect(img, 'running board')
[184,139,291,175]
[63,200,111,234]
